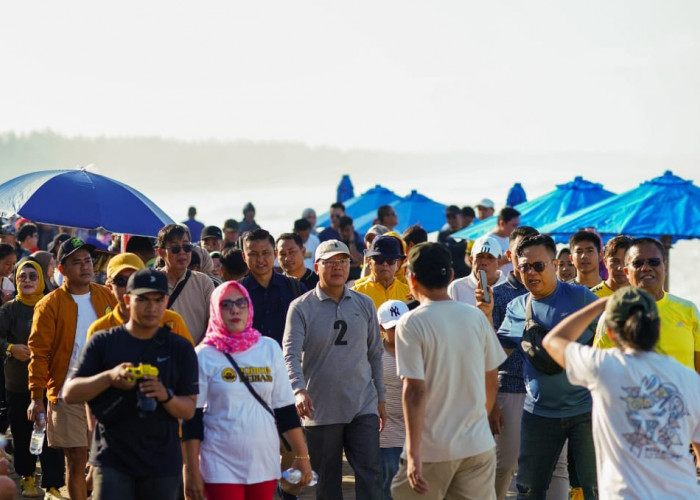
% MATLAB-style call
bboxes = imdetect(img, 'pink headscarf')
[200,281,261,354]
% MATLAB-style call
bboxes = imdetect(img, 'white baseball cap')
[471,235,502,258]
[377,300,410,329]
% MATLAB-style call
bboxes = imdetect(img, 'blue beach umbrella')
[452,176,615,240]
[539,170,700,243]
[317,184,402,228]
[353,190,447,235]
[506,182,527,207]
[336,174,354,203]
[0,169,175,236]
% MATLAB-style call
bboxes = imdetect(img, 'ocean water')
[151,182,700,309]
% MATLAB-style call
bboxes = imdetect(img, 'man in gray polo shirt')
[283,239,385,500]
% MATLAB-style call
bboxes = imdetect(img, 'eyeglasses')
[111,275,130,287]
[630,258,662,269]
[164,243,193,254]
[220,298,249,312]
[319,258,350,268]
[330,214,342,219]
[517,261,550,273]
[372,256,398,266]
[18,273,39,282]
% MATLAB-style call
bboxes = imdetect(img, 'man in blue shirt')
[496,235,598,499]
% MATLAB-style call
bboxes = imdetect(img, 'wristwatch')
[5,344,13,358]
[162,388,174,404]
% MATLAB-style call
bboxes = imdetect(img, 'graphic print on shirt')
[236,366,273,383]
[620,375,689,460]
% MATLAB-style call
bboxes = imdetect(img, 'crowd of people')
[0,197,697,500]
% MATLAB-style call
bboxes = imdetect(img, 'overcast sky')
[2,1,700,155]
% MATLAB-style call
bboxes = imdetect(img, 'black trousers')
[6,390,65,488]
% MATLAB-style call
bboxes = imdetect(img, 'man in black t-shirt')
[63,268,198,500]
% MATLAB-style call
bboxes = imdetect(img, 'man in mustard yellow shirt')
[88,253,193,345]
[594,238,700,374]
[352,236,411,310]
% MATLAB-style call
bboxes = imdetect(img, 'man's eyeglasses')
[220,298,249,312]
[319,258,350,268]
[18,273,39,282]
[164,243,193,254]
[372,256,398,266]
[330,214,342,219]
[630,258,662,269]
[517,261,550,273]
[111,275,130,287]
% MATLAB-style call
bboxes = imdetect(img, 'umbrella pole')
[661,235,672,291]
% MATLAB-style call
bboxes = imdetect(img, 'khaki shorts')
[47,399,89,449]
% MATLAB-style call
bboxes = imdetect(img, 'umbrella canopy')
[317,184,401,228]
[336,174,354,202]
[506,182,527,206]
[353,190,447,235]
[539,170,700,243]
[452,176,615,240]
[0,169,175,236]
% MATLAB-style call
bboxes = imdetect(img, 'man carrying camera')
[63,268,198,500]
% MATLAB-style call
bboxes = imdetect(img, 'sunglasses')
[517,261,550,273]
[330,214,342,219]
[164,243,193,254]
[372,256,398,266]
[111,275,130,287]
[220,298,249,312]
[18,273,39,282]
[630,258,662,269]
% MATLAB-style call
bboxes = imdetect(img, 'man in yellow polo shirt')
[352,236,411,309]
[88,253,193,345]
[594,237,700,374]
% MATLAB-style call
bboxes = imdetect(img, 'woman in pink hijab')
[182,281,312,500]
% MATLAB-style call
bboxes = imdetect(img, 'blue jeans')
[516,411,597,500]
[92,466,180,500]
[304,413,381,500]
[380,447,402,499]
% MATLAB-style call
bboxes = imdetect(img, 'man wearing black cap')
[28,238,117,500]
[392,243,505,499]
[64,268,198,500]
[200,226,223,253]
[352,236,411,310]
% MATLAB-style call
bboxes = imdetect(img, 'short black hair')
[626,237,666,264]
[377,205,394,222]
[157,224,191,249]
[402,225,428,246]
[330,202,345,211]
[510,225,538,242]
[498,207,520,224]
[556,247,571,260]
[338,216,353,229]
[461,206,476,219]
[220,247,248,276]
[276,232,303,249]
[125,236,155,254]
[0,243,14,261]
[604,235,633,259]
[569,230,601,251]
[293,218,311,232]
[17,223,38,242]
[243,228,275,247]
[516,234,557,258]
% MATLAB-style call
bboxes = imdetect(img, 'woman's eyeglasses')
[220,298,249,312]
[18,273,39,282]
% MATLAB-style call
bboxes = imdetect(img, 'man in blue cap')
[353,236,411,309]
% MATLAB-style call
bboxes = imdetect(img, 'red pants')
[205,480,277,500]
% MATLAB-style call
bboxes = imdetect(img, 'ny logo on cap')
[390,305,401,317]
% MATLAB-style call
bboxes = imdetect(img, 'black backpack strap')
[223,352,275,419]
[288,276,302,298]
[167,270,192,309]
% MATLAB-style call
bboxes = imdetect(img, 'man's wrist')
[161,388,174,404]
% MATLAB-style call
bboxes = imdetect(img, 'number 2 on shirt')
[334,320,348,346]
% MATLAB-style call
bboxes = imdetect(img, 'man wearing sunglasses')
[87,253,193,345]
[495,234,599,499]
[353,236,411,309]
[594,237,700,375]
[318,202,346,243]
[156,224,215,344]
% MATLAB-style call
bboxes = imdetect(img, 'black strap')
[288,276,302,298]
[223,352,274,418]
[167,270,192,309]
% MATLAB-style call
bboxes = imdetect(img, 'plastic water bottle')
[282,468,318,487]
[29,413,46,455]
